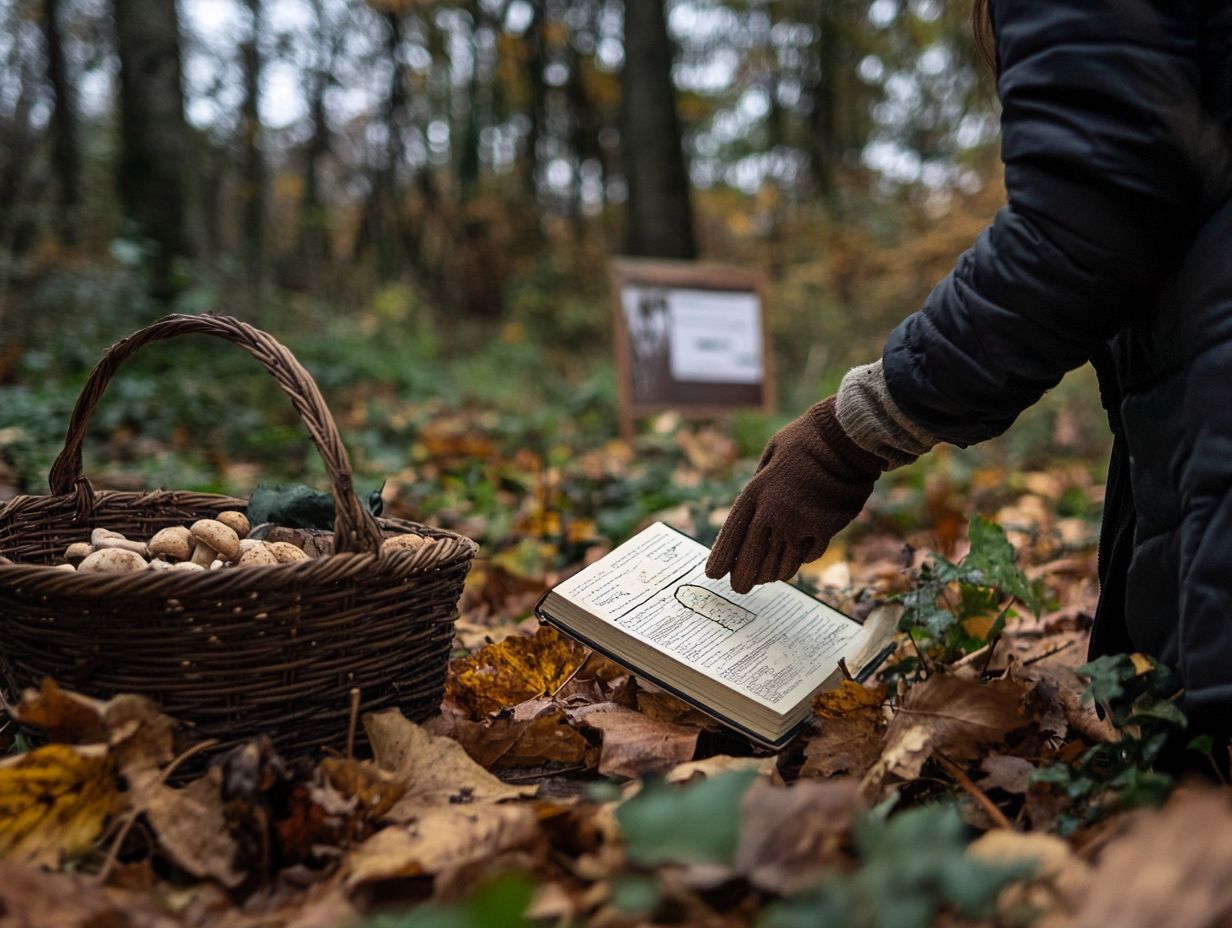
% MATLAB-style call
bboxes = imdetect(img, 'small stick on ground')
[1020,640,1075,667]
[346,687,361,760]
[936,754,1012,830]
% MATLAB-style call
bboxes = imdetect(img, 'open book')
[536,522,895,748]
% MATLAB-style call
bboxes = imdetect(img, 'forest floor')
[0,301,1221,927]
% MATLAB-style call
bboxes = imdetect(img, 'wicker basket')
[0,313,478,759]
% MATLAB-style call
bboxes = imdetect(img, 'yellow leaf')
[961,613,998,640]
[812,680,886,719]
[447,625,588,717]
[0,744,118,866]
[1129,653,1155,676]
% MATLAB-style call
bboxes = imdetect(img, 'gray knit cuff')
[835,360,937,470]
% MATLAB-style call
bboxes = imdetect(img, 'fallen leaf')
[427,704,594,769]
[812,679,886,719]
[0,743,117,867]
[666,754,776,784]
[344,804,541,887]
[801,714,887,780]
[566,702,699,779]
[0,860,177,928]
[735,778,861,895]
[12,678,176,784]
[145,768,243,888]
[446,625,588,718]
[1064,788,1232,928]
[887,673,1030,763]
[635,682,723,730]
[968,830,1091,922]
[859,724,933,799]
[364,709,536,815]
[979,754,1036,795]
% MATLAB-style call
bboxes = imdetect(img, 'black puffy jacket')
[880,0,1232,711]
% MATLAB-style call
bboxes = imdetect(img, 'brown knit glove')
[705,396,888,593]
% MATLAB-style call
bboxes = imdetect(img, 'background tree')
[111,0,203,296]
[620,0,696,259]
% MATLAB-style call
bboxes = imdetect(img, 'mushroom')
[267,541,310,564]
[149,559,173,571]
[149,526,193,563]
[91,528,149,557]
[53,563,76,572]
[0,555,10,566]
[171,561,206,572]
[381,533,431,553]
[65,542,94,563]
[78,548,148,573]
[216,511,250,539]
[235,542,279,567]
[189,519,240,567]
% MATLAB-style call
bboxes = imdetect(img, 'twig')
[837,658,854,682]
[979,630,1004,677]
[935,754,1012,830]
[1020,640,1075,667]
[547,651,594,699]
[906,630,932,678]
[97,739,219,884]
[346,687,361,760]
[502,764,588,782]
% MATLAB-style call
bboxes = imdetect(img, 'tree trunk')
[238,0,265,302]
[297,0,333,269]
[41,0,81,245]
[518,0,545,204]
[112,0,202,296]
[620,0,696,259]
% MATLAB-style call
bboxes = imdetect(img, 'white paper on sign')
[667,289,764,384]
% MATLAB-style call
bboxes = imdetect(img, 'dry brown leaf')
[636,682,723,730]
[968,830,1091,924]
[0,860,177,928]
[979,754,1036,794]
[735,778,861,895]
[0,743,117,867]
[343,803,540,887]
[888,673,1030,762]
[801,714,887,780]
[427,704,594,769]
[446,625,588,718]
[666,754,777,784]
[859,724,933,798]
[1064,788,1232,928]
[364,709,536,815]
[13,678,176,783]
[812,679,887,719]
[565,702,699,779]
[145,768,242,888]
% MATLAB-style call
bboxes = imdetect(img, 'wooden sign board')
[611,258,775,442]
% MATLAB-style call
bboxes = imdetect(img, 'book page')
[553,522,867,712]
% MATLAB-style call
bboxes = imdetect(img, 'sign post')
[611,258,775,443]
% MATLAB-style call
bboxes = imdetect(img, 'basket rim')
[0,489,479,600]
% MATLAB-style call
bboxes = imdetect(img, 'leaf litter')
[0,424,1221,928]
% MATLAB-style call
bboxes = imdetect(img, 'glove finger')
[729,522,774,594]
[775,541,804,583]
[706,494,758,580]
[768,539,795,583]
[797,535,828,568]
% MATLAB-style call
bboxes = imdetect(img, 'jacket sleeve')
[881,0,1209,445]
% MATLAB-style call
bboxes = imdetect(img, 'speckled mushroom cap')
[191,519,240,560]
[149,525,193,562]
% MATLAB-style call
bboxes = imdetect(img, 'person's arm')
[881,0,1213,445]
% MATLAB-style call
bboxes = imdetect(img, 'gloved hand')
[705,396,888,593]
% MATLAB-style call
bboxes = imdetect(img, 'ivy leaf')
[964,517,1043,614]
[616,769,759,866]
[247,482,384,530]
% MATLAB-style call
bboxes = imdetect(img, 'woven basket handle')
[47,313,384,556]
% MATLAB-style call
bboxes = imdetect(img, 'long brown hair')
[971,0,996,72]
